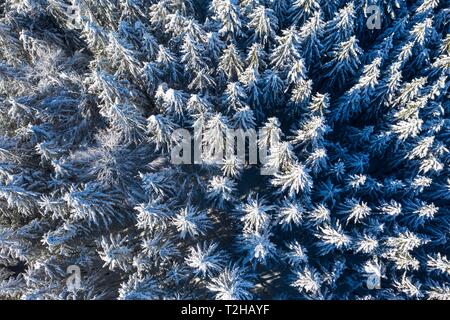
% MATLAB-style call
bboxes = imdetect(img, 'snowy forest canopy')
[0,0,449,300]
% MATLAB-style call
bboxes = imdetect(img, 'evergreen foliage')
[0,0,449,300]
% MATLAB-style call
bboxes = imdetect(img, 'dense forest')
[0,0,449,300]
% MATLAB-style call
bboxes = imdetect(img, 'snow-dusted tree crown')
[0,0,449,300]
